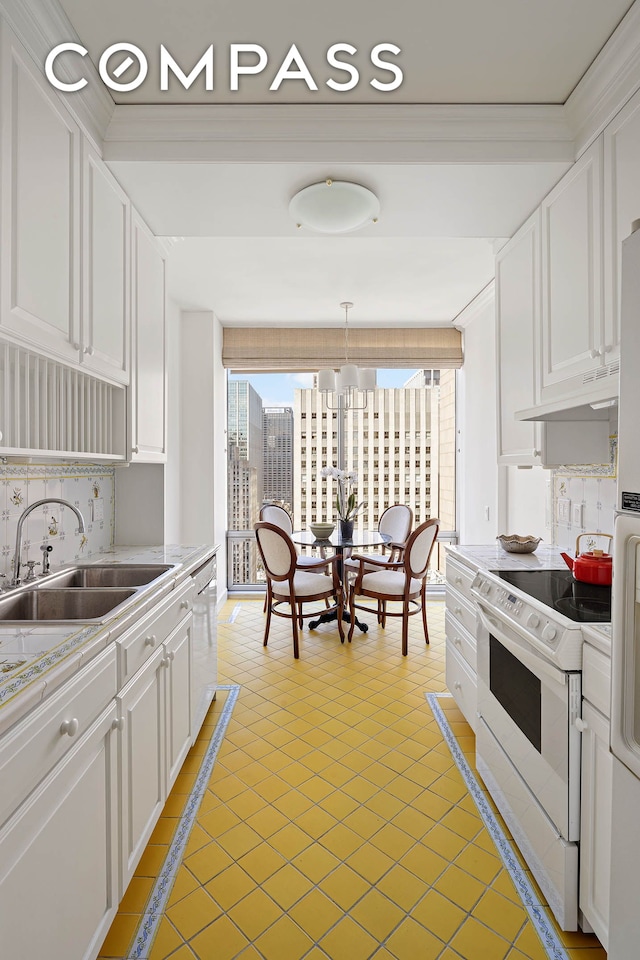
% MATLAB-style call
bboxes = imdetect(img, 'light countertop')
[0,544,218,734]
[447,543,569,572]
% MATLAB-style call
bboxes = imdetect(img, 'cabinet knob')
[453,606,462,617]
[180,600,190,610]
[112,717,125,732]
[453,636,462,646]
[132,445,139,455]
[60,717,79,737]
[83,345,95,356]
[575,717,588,733]
[602,343,613,354]
[144,634,157,647]
[454,576,463,586]
[72,342,81,351]
[590,348,601,359]
[532,449,541,459]
[453,681,462,690]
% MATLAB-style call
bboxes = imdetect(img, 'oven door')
[476,600,581,843]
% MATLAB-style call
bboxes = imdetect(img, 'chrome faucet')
[11,499,86,586]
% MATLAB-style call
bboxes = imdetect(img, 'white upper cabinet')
[129,213,167,462]
[539,139,605,405]
[603,85,640,366]
[0,23,81,364]
[495,210,542,465]
[81,143,130,384]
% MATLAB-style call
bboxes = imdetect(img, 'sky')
[228,370,420,407]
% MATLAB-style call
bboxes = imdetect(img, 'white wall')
[502,465,551,539]
[457,293,499,544]
[177,311,228,597]
[164,296,182,542]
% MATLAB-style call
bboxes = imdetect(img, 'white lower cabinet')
[445,553,479,731]
[579,677,612,948]
[117,615,192,891]
[0,701,119,960]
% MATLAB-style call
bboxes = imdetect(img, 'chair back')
[255,522,297,582]
[259,503,293,535]
[405,518,439,580]
[379,504,412,543]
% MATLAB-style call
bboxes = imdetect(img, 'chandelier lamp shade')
[289,179,380,234]
[317,302,376,410]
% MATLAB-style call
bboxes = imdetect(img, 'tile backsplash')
[1,463,115,580]
[551,435,617,553]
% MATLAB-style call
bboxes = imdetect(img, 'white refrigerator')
[609,221,640,960]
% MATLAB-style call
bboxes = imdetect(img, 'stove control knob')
[527,613,541,629]
[542,623,557,643]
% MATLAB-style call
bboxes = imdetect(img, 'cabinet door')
[165,616,193,791]
[130,213,167,461]
[540,140,603,404]
[0,23,80,364]
[495,210,542,464]
[579,699,612,950]
[0,703,118,960]
[117,646,166,892]
[82,142,130,384]
[603,87,640,366]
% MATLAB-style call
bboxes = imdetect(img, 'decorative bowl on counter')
[496,534,542,554]
[309,522,335,540]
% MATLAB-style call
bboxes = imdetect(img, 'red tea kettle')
[560,533,613,586]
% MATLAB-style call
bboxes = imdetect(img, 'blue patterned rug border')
[426,692,569,960]
[128,684,241,959]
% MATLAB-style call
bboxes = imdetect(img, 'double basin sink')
[0,565,175,623]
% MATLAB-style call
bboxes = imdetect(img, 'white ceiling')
[57,0,637,327]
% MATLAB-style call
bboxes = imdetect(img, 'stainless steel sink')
[43,564,173,589]
[0,588,136,622]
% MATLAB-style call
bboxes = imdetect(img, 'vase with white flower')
[321,466,366,541]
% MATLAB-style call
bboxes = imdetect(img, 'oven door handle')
[476,601,569,687]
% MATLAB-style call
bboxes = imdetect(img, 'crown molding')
[452,279,495,330]
[566,0,640,157]
[0,0,114,150]
[102,103,575,164]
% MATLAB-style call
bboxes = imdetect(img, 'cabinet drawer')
[445,589,477,643]
[446,555,476,602]
[445,612,477,671]
[117,578,195,686]
[445,641,478,733]
[0,644,117,826]
[583,643,611,719]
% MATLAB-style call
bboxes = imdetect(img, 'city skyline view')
[229,369,421,407]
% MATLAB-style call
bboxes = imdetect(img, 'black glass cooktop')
[490,569,612,624]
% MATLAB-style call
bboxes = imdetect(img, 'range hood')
[516,390,618,422]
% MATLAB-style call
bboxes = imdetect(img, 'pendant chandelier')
[317,302,376,410]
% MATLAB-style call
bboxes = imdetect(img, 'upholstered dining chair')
[259,503,330,615]
[343,503,413,573]
[347,518,439,656]
[255,521,344,658]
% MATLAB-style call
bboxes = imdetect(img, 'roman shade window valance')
[222,326,463,371]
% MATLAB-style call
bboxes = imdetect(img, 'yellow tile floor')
[98,596,606,960]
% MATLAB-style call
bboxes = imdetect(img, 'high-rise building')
[227,380,264,584]
[294,386,440,540]
[263,407,294,512]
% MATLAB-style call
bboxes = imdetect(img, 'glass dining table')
[292,529,391,633]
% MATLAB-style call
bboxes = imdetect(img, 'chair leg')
[381,601,387,629]
[291,604,300,659]
[336,589,345,643]
[377,599,382,624]
[298,602,303,628]
[421,584,429,644]
[263,591,267,613]
[401,600,409,656]
[348,589,356,643]
[263,592,272,647]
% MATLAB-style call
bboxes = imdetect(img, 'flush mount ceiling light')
[289,179,380,234]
